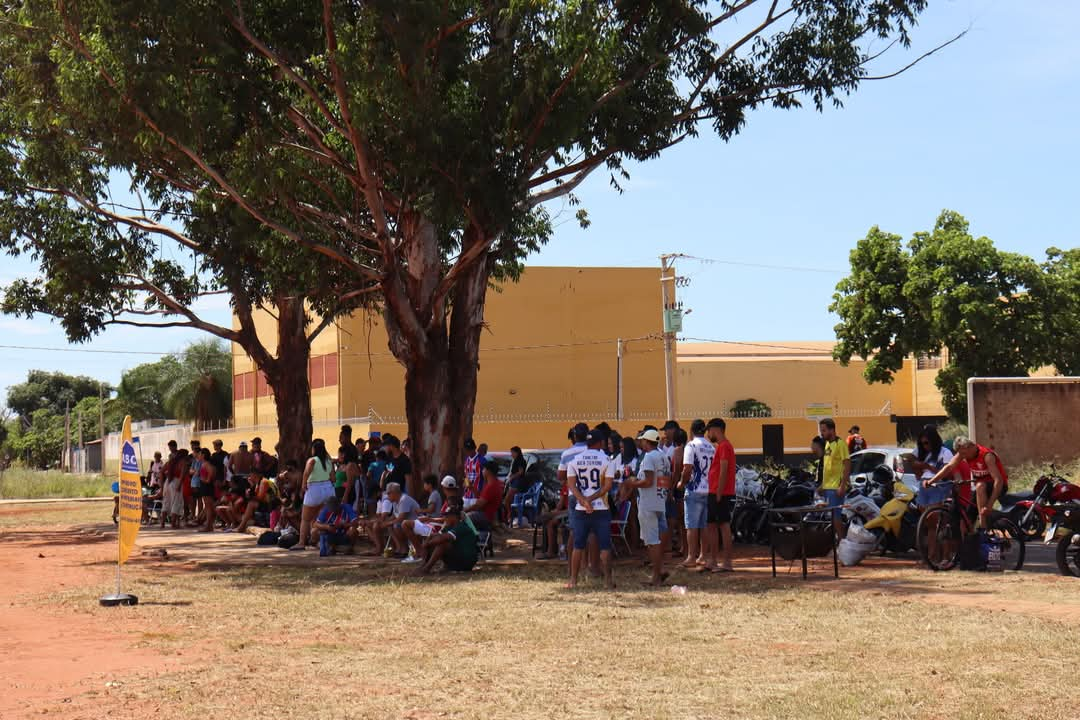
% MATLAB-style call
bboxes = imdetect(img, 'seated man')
[312,495,360,556]
[235,471,280,533]
[536,483,569,560]
[369,482,420,557]
[466,461,504,533]
[413,506,478,575]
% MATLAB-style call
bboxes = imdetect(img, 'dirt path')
[0,521,184,718]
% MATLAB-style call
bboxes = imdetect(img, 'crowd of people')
[130,415,1009,585]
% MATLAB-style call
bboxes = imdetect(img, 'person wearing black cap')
[413,505,478,575]
[565,427,615,589]
[558,423,596,574]
[680,419,716,569]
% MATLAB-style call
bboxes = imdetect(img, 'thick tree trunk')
[239,296,314,468]
[384,219,492,498]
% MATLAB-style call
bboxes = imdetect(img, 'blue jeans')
[684,493,709,529]
[823,489,844,520]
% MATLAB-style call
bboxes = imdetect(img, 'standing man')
[819,418,850,538]
[706,418,736,572]
[680,419,715,570]
[463,439,482,497]
[626,429,670,586]
[566,428,615,590]
[209,440,228,492]
[558,423,591,574]
[251,437,278,478]
[230,441,254,480]
[381,434,413,497]
[846,426,867,453]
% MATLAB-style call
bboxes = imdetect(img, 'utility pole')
[77,408,84,474]
[63,400,70,473]
[99,383,105,471]
[659,254,683,422]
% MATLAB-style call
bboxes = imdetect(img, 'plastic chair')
[609,500,633,557]
[511,482,544,528]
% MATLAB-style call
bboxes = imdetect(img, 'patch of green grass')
[0,468,111,499]
[0,501,111,527]
[1007,459,1080,491]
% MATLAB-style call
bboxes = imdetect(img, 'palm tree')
[161,340,232,430]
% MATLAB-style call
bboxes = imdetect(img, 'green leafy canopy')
[830,210,1077,418]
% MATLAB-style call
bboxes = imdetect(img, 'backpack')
[277,529,299,549]
[257,531,281,546]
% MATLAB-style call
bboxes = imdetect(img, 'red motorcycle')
[999,467,1080,540]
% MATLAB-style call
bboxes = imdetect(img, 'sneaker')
[401,556,421,564]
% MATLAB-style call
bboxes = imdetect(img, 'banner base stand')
[99,593,138,607]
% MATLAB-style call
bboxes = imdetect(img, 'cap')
[638,429,661,443]
[440,475,458,489]
[661,420,680,431]
[690,419,706,435]
[238,441,248,448]
[586,427,606,445]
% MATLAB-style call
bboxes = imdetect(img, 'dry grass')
[30,550,1080,720]
[1008,458,1080,491]
[0,500,111,527]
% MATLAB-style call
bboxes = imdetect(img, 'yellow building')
[677,341,946,453]
[220,266,667,452]
[211,265,946,457]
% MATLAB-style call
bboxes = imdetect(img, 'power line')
[670,252,846,275]
[682,338,833,354]
[0,343,168,356]
[0,334,665,360]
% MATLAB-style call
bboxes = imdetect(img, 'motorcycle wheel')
[1056,531,1080,577]
[1010,507,1045,541]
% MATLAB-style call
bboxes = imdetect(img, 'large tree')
[830,210,1064,418]
[0,0,946,486]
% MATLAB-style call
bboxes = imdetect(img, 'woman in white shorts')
[296,439,336,550]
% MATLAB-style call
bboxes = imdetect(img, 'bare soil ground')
[2,501,1078,720]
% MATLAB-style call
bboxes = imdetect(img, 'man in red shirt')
[467,461,505,529]
[706,418,736,572]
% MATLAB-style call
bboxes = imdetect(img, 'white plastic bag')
[838,537,874,566]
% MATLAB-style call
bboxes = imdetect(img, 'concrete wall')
[968,377,1080,465]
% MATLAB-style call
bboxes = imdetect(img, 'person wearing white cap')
[625,429,672,586]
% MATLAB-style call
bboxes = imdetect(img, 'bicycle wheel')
[917,507,959,571]
[988,516,1025,571]
[1056,531,1080,578]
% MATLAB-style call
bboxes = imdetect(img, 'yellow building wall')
[224,267,667,450]
[335,266,666,422]
[677,356,915,418]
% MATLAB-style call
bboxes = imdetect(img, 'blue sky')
[2,0,1077,404]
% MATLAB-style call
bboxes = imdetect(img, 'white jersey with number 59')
[567,448,612,511]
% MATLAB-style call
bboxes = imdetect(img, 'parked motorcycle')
[1043,502,1080,577]
[732,467,817,544]
[1000,467,1080,540]
[861,473,922,554]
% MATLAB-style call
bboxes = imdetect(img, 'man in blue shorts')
[566,427,614,589]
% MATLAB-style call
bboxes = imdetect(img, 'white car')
[849,447,918,495]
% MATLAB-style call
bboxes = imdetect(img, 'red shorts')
[181,478,192,499]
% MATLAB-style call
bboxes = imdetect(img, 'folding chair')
[511,482,543,528]
[476,530,493,561]
[609,500,633,557]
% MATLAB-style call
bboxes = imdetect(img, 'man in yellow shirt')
[819,418,850,538]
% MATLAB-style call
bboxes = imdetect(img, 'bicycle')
[916,480,1025,571]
